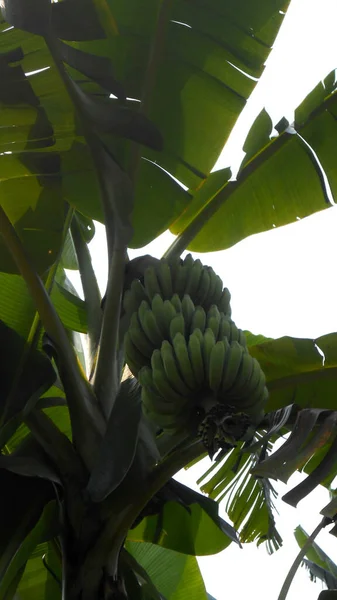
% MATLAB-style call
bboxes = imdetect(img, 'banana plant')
[1,1,337,599]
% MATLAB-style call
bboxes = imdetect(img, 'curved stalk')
[2,206,74,425]
[45,36,130,418]
[0,206,105,470]
[162,133,291,260]
[93,245,126,419]
[71,215,102,376]
[278,517,331,600]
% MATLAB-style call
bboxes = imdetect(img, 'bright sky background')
[69,1,337,598]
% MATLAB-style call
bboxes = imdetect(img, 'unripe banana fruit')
[124,297,246,376]
[123,254,232,319]
[137,323,267,436]
[122,254,267,448]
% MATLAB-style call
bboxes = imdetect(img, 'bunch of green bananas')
[123,253,231,319]
[124,296,245,377]
[123,254,268,445]
[138,328,267,432]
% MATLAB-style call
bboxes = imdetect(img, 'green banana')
[145,402,190,431]
[124,331,148,376]
[218,315,232,341]
[207,305,221,339]
[208,341,226,392]
[202,328,216,377]
[211,274,224,306]
[123,279,147,315]
[142,402,181,431]
[207,316,220,340]
[237,367,266,410]
[169,313,185,341]
[239,386,267,419]
[190,306,206,334]
[218,288,231,316]
[207,305,221,320]
[246,358,265,397]
[160,340,191,396]
[185,259,203,298]
[162,299,177,332]
[123,289,139,317]
[157,260,173,299]
[172,332,197,390]
[220,341,244,394]
[138,364,155,388]
[140,379,180,416]
[143,266,161,300]
[193,327,204,344]
[238,330,248,349]
[227,351,255,397]
[138,302,164,347]
[206,267,217,308]
[138,299,151,320]
[151,294,167,336]
[226,319,242,344]
[188,331,205,386]
[173,264,188,298]
[151,349,187,404]
[181,294,195,330]
[128,313,154,358]
[171,293,183,313]
[195,268,211,306]
[183,253,194,269]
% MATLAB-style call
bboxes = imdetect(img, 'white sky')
[69,1,337,598]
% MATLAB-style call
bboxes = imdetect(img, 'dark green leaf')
[87,378,142,502]
[2,0,104,39]
[241,108,273,165]
[0,501,59,600]
[198,444,282,552]
[164,480,239,546]
[128,495,233,556]
[252,409,336,482]
[0,319,55,424]
[0,469,54,585]
[248,333,337,414]
[75,213,95,243]
[70,79,163,150]
[0,172,65,275]
[121,549,165,600]
[125,541,208,600]
[59,231,78,271]
[24,409,87,485]
[16,541,61,600]
[302,559,337,590]
[57,39,125,99]
[0,0,287,252]
[321,496,337,520]
[170,73,337,254]
[282,432,337,507]
[50,283,87,333]
[0,434,60,483]
[295,525,337,580]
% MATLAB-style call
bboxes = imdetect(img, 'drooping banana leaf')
[295,525,337,589]
[168,70,337,254]
[0,0,288,263]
